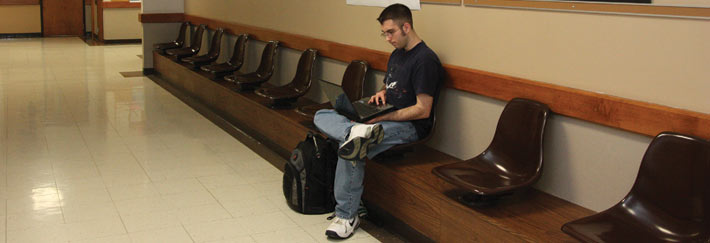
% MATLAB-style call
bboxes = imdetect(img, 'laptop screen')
[320,80,347,106]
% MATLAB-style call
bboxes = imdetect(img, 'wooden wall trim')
[445,65,710,138]
[465,0,710,19]
[102,2,140,9]
[0,0,39,5]
[97,1,103,40]
[150,13,710,139]
[139,13,185,23]
[184,15,392,72]
[422,0,461,4]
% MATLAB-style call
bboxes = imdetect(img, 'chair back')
[189,24,206,51]
[228,34,250,68]
[624,132,710,229]
[342,60,367,101]
[289,48,319,94]
[175,22,190,46]
[205,28,224,59]
[484,98,550,178]
[255,40,280,78]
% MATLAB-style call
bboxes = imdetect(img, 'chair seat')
[226,72,268,85]
[154,42,180,50]
[255,85,305,100]
[562,205,705,243]
[165,48,198,59]
[296,102,332,118]
[433,156,538,195]
[200,62,240,74]
[181,55,217,65]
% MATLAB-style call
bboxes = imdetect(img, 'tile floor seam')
[195,175,237,220]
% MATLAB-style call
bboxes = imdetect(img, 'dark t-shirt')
[384,41,444,139]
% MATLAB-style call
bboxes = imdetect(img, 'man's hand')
[368,90,387,106]
[365,93,433,124]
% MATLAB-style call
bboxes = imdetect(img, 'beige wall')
[103,8,142,40]
[180,0,709,211]
[0,5,41,34]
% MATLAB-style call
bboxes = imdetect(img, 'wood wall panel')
[0,0,38,5]
[141,13,710,139]
[102,2,139,8]
[42,0,84,36]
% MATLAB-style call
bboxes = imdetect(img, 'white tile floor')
[0,37,380,243]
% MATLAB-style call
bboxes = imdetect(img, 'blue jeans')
[313,109,418,219]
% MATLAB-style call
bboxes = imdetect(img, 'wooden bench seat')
[365,145,594,242]
[152,51,594,242]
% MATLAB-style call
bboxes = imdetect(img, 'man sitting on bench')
[314,3,444,239]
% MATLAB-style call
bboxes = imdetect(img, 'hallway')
[0,37,379,242]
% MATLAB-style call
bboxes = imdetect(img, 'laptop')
[319,80,394,123]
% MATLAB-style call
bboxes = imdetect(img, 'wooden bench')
[152,51,594,242]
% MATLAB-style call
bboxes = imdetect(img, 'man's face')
[381,19,406,49]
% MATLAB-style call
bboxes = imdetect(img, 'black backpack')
[283,131,338,214]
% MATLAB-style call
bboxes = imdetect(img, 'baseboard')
[0,33,42,39]
[142,68,156,75]
[103,39,142,44]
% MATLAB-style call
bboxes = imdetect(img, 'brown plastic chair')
[165,24,206,59]
[562,132,710,242]
[224,40,280,90]
[154,22,190,54]
[295,60,368,118]
[200,33,249,80]
[255,48,318,108]
[432,98,550,205]
[181,28,224,68]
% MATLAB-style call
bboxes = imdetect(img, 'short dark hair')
[377,3,413,28]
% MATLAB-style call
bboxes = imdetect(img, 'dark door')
[42,0,85,36]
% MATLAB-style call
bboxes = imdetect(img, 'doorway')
[42,0,85,36]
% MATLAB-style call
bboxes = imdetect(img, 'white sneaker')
[339,124,384,161]
[325,216,360,239]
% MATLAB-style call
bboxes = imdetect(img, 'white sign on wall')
[346,0,421,10]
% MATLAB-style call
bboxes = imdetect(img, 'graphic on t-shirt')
[386,81,397,89]
[385,64,406,100]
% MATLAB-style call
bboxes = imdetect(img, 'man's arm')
[366,93,433,124]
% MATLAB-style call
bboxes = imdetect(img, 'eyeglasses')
[380,28,400,38]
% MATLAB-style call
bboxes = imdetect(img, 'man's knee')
[313,109,330,128]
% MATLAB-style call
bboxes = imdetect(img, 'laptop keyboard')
[353,101,389,117]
